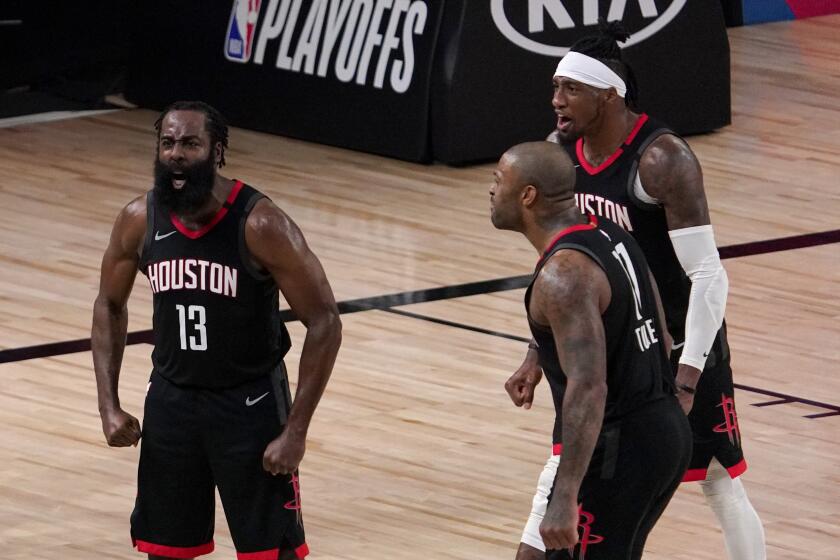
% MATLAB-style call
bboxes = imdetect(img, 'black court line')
[718,228,840,259]
[382,308,530,343]
[1,228,839,365]
[0,278,532,364]
[381,308,840,420]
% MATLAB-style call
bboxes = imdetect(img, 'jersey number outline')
[611,242,644,320]
[176,304,208,351]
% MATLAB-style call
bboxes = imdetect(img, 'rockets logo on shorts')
[225,0,263,62]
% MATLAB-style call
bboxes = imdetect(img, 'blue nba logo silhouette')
[224,0,262,63]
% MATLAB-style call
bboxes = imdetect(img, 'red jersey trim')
[237,549,278,560]
[134,539,214,558]
[538,214,599,266]
[235,543,309,559]
[170,179,244,240]
[576,113,649,176]
[624,113,649,144]
[681,458,748,483]
[552,443,563,456]
[727,458,748,479]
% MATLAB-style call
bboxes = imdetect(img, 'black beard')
[153,155,217,215]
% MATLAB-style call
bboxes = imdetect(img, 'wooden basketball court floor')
[1,15,838,560]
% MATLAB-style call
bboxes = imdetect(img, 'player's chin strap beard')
[554,51,627,98]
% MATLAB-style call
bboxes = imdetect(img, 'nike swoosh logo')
[245,392,270,407]
[672,341,685,349]
[155,230,176,240]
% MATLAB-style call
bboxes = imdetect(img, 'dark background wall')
[3,1,837,162]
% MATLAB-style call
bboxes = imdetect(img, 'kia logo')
[491,0,688,56]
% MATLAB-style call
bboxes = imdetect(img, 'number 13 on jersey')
[176,304,208,351]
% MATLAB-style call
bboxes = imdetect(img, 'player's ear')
[521,184,538,207]
[214,142,223,166]
[604,87,620,104]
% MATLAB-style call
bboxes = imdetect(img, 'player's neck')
[582,109,639,166]
[174,175,235,228]
[525,204,586,255]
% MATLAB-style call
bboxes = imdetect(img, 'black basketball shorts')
[130,367,308,559]
[673,323,747,481]
[546,397,692,560]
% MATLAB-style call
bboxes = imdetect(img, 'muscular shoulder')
[113,194,147,256]
[532,250,610,324]
[639,134,698,184]
[638,133,710,227]
[245,197,308,268]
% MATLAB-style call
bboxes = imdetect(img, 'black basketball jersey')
[525,215,675,444]
[138,181,291,388]
[564,114,691,342]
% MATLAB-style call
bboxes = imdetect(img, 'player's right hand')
[505,351,543,409]
[100,407,142,447]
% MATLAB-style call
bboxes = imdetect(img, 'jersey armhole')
[238,194,274,281]
[138,191,155,270]
[625,128,676,212]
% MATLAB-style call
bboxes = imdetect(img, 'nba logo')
[224,0,262,63]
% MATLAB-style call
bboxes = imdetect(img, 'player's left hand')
[540,495,580,551]
[262,428,306,475]
[675,364,702,414]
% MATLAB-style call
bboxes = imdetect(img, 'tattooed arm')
[529,249,610,551]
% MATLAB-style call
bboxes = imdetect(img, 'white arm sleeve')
[668,225,729,370]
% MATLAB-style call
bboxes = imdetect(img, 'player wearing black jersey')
[491,141,691,560]
[92,101,341,560]
[506,23,765,560]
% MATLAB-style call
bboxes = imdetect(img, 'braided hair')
[154,101,230,168]
[568,20,639,110]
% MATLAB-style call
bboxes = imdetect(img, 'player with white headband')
[504,20,766,560]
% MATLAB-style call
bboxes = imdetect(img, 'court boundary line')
[379,309,840,420]
[1,228,838,365]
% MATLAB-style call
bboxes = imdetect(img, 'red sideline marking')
[135,539,214,558]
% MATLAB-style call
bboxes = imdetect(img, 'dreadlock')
[154,101,230,168]
[568,20,639,110]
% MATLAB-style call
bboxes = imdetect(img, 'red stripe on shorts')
[135,539,214,558]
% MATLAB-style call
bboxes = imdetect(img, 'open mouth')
[172,172,186,189]
[557,115,572,132]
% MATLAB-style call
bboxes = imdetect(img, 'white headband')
[554,51,626,98]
